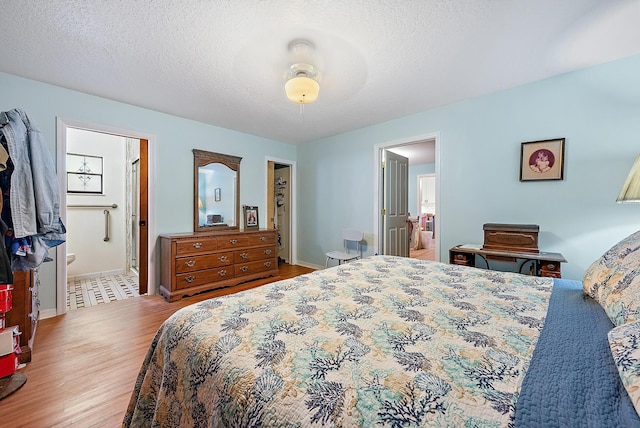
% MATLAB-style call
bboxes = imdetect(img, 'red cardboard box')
[0,284,13,313]
[0,352,18,378]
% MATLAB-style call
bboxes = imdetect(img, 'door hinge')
[381,208,386,215]
[381,161,385,169]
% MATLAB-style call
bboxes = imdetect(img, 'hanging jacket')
[0,108,66,270]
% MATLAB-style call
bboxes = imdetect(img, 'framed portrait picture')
[520,138,565,182]
[243,205,259,229]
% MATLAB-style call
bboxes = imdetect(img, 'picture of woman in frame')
[529,149,554,173]
[244,205,259,228]
[247,209,257,226]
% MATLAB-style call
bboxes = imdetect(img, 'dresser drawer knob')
[192,242,202,249]
[185,275,196,283]
[260,236,267,241]
[185,260,196,267]
[218,255,228,262]
[240,252,249,259]
[264,261,272,267]
[230,239,238,245]
[219,269,227,276]
[264,249,272,255]
[241,266,249,272]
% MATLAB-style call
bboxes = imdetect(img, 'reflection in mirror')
[198,163,235,226]
[193,149,242,232]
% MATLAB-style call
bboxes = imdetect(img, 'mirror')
[193,149,242,232]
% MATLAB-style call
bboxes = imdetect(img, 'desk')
[449,244,567,278]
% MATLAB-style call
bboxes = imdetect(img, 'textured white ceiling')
[1,0,639,144]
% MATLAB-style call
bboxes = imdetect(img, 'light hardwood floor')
[0,263,314,427]
[410,230,436,261]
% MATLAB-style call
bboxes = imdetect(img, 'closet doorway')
[266,158,297,266]
[55,120,151,315]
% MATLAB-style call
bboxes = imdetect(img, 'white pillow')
[608,321,640,416]
[583,230,640,325]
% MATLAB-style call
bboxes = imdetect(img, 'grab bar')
[67,204,116,242]
[68,204,118,209]
[103,210,111,242]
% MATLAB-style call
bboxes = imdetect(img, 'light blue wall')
[408,163,435,215]
[4,53,640,311]
[298,54,640,280]
[0,72,297,311]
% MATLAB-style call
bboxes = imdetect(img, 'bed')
[124,232,640,427]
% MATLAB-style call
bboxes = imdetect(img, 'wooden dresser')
[159,229,279,301]
[5,269,39,364]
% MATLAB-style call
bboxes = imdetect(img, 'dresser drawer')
[175,252,233,274]
[217,236,250,249]
[540,262,560,272]
[176,238,217,256]
[234,246,276,263]
[247,233,276,246]
[452,253,473,266]
[235,258,278,277]
[176,267,233,290]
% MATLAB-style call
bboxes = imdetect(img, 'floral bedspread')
[124,256,553,427]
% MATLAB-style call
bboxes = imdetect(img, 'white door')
[418,174,436,215]
[383,150,409,257]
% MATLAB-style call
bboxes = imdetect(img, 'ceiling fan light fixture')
[285,63,319,104]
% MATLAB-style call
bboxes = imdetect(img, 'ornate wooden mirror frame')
[193,149,242,232]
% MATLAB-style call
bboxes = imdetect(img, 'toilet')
[66,253,76,265]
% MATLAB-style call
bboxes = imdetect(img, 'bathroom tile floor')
[67,271,140,310]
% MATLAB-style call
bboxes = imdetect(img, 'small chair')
[325,229,363,268]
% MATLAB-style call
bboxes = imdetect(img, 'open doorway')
[266,157,297,266]
[411,173,436,261]
[374,135,439,261]
[55,119,151,315]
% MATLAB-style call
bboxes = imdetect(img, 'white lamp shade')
[285,76,319,104]
[617,154,640,203]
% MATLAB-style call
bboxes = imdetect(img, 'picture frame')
[243,205,259,229]
[520,138,565,182]
[214,187,221,202]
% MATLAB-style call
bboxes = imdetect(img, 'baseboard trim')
[295,261,325,270]
[39,308,57,320]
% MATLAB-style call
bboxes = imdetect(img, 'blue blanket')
[516,279,640,427]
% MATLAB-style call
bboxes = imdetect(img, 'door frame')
[373,132,441,260]
[55,118,156,316]
[265,156,297,265]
